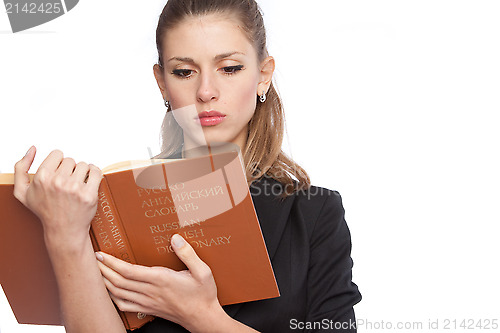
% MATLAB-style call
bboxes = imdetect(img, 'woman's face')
[153,14,274,151]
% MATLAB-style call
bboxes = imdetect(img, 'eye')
[220,65,244,75]
[172,69,194,79]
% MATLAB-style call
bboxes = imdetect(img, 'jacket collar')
[224,177,295,318]
[250,177,296,260]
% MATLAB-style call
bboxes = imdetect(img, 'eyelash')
[171,69,193,78]
[221,65,244,75]
[171,65,244,79]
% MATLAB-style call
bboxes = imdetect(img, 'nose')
[196,71,219,104]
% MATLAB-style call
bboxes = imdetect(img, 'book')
[0,147,279,330]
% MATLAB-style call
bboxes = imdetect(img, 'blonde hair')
[156,0,310,195]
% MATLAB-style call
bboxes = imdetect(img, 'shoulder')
[251,176,341,200]
[292,185,347,241]
[294,184,343,213]
[250,176,343,210]
[250,176,346,233]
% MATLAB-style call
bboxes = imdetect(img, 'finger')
[97,256,156,314]
[100,273,151,312]
[171,234,212,282]
[37,149,64,173]
[105,286,150,315]
[73,162,90,181]
[97,252,153,283]
[85,164,103,193]
[13,146,36,203]
[56,157,76,176]
[97,262,145,291]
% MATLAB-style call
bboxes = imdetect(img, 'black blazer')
[130,177,361,332]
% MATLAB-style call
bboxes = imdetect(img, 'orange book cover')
[0,148,279,330]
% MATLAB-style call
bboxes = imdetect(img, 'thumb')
[171,234,213,282]
[13,146,36,204]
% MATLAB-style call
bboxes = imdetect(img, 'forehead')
[163,14,257,61]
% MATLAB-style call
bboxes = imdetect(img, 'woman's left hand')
[96,234,226,332]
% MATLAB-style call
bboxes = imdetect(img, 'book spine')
[90,177,154,330]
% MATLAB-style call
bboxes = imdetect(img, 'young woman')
[14,0,361,332]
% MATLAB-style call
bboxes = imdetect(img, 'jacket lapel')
[252,183,295,260]
[224,177,295,318]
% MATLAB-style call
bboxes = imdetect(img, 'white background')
[1,0,499,332]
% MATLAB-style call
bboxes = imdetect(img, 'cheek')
[243,80,257,101]
[167,87,186,110]
[165,78,193,110]
[228,75,258,111]
[242,79,258,119]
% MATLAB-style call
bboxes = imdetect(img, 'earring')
[164,99,170,109]
[259,92,267,103]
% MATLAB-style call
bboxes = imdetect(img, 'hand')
[14,146,102,244]
[97,234,225,332]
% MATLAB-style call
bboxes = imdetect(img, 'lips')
[197,111,226,127]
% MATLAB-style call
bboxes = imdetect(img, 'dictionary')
[0,147,279,330]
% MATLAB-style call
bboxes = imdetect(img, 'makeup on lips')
[197,111,226,126]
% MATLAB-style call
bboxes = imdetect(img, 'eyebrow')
[167,51,245,64]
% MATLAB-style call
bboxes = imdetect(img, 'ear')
[257,56,275,96]
[153,64,170,101]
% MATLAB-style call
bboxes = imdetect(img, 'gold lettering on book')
[171,186,224,202]
[138,183,227,218]
[141,196,173,208]
[150,223,179,233]
[137,187,168,197]
[96,191,131,262]
[153,230,232,254]
[99,192,115,225]
[191,236,231,248]
[156,245,174,254]
[137,183,184,198]
[93,215,105,233]
[99,231,112,249]
[93,192,112,250]
[145,207,175,218]
[152,225,230,254]
[153,234,172,245]
[182,228,204,239]
[154,233,175,254]
[153,228,206,242]
[149,220,203,233]
[110,225,126,251]
[144,203,198,218]
[151,221,205,254]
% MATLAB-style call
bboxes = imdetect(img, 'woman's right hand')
[14,147,128,333]
[13,146,102,246]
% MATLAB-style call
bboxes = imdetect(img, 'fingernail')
[24,146,33,157]
[95,252,104,262]
[172,234,185,248]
